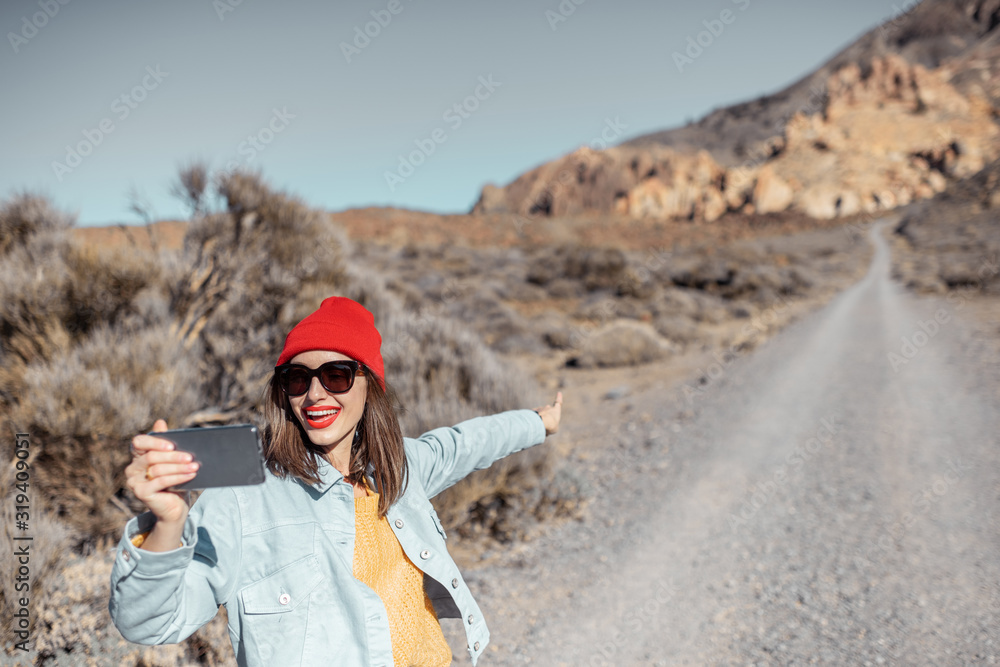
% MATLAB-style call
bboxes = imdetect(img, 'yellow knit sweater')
[353,490,452,667]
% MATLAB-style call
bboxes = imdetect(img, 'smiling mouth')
[304,406,341,429]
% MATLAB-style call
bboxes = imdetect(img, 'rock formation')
[472,0,1000,223]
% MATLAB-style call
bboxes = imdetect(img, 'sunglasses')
[274,360,362,396]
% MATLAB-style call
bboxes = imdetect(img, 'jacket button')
[451,578,459,589]
[278,593,290,606]
[420,549,430,559]
[122,551,130,562]
[467,614,475,625]
[474,641,481,651]
[394,519,404,529]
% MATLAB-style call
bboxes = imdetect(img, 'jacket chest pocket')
[240,555,326,665]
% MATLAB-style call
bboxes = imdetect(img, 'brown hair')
[262,366,408,517]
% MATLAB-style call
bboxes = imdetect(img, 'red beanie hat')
[275,296,385,389]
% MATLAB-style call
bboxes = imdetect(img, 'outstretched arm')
[407,392,564,499]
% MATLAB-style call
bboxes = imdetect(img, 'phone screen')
[150,424,266,490]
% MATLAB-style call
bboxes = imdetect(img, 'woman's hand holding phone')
[125,418,200,550]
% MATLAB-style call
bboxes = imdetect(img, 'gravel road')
[465,221,1000,665]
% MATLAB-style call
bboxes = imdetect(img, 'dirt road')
[468,221,1000,665]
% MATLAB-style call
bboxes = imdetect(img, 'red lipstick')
[304,405,341,429]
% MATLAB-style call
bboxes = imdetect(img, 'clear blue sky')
[0,0,898,226]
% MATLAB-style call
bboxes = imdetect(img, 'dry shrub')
[574,294,649,322]
[0,208,168,522]
[0,193,73,257]
[652,287,705,320]
[0,206,158,376]
[667,247,814,303]
[13,324,206,537]
[184,609,234,667]
[171,162,208,215]
[527,245,627,292]
[172,169,349,422]
[32,550,136,660]
[63,243,161,335]
[458,464,589,543]
[0,218,74,373]
[18,324,204,439]
[653,313,701,344]
[571,320,670,368]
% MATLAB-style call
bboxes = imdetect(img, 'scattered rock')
[604,385,631,400]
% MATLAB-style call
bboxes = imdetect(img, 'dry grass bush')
[14,324,207,537]
[383,266,546,356]
[62,244,161,335]
[665,248,814,304]
[574,294,649,322]
[456,290,543,355]
[653,288,705,320]
[502,280,549,303]
[18,325,203,439]
[457,464,589,543]
[0,200,160,545]
[570,320,670,368]
[0,193,73,256]
[174,169,349,425]
[526,245,628,291]
[652,313,701,344]
[0,200,159,379]
[0,204,168,508]
[0,212,74,382]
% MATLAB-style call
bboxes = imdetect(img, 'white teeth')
[307,408,339,417]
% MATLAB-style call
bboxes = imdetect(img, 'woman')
[109,296,562,666]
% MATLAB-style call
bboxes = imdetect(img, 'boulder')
[752,165,794,214]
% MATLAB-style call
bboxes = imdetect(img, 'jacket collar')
[302,456,379,495]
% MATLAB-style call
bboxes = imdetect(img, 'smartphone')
[149,424,266,490]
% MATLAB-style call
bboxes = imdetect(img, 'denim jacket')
[108,409,546,666]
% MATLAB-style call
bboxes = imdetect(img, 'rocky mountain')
[473,0,1000,223]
